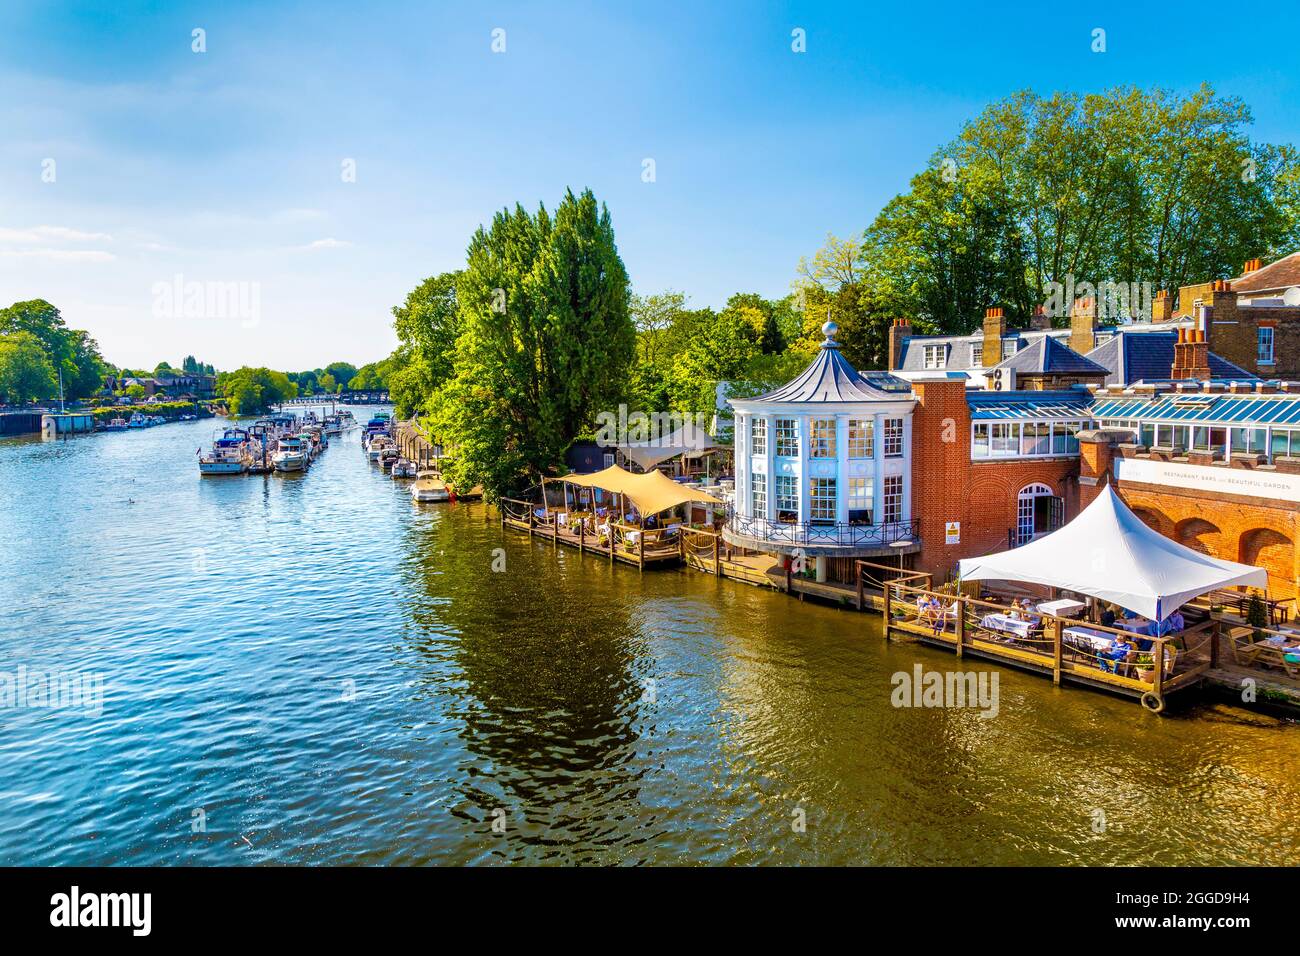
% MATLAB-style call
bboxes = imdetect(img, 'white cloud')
[0,249,115,262]
[0,225,113,244]
[300,238,352,250]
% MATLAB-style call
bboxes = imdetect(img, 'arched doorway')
[1017,482,1062,545]
[1176,517,1222,556]
[1240,528,1294,590]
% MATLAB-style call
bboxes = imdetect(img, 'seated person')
[1168,610,1185,633]
[1099,636,1134,673]
[1099,606,1116,628]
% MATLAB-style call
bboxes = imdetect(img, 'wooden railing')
[883,580,1215,711]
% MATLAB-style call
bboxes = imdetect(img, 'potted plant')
[1134,653,1156,682]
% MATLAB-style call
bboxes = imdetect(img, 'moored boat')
[411,471,450,502]
[391,458,417,479]
[105,418,128,431]
[199,428,250,475]
[272,435,309,472]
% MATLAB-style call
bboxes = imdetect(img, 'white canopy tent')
[618,424,720,472]
[957,483,1268,621]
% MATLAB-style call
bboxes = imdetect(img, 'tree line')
[383,85,1298,500]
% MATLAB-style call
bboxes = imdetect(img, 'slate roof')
[896,329,1070,372]
[990,335,1109,376]
[1085,331,1257,386]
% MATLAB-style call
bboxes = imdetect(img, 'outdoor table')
[625,530,642,546]
[1037,598,1086,618]
[980,613,1032,638]
[1062,626,1118,652]
[1118,618,1151,634]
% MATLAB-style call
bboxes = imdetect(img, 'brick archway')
[1240,528,1295,592]
[1131,506,1172,538]
[1175,516,1222,555]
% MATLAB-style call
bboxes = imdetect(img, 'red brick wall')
[911,379,1081,582]
[1114,482,1299,597]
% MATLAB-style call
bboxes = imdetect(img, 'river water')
[1,409,1297,865]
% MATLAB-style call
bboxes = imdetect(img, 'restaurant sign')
[1115,457,1300,503]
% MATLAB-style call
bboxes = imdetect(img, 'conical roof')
[746,320,910,403]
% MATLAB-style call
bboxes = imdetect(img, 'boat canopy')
[957,483,1267,620]
[560,464,723,516]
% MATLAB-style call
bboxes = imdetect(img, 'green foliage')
[124,384,147,400]
[431,188,633,497]
[0,299,107,400]
[217,367,298,416]
[390,271,461,419]
[1247,593,1269,639]
[91,401,206,422]
[323,362,357,390]
[863,85,1300,333]
[0,331,58,404]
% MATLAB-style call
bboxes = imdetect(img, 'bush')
[92,401,211,422]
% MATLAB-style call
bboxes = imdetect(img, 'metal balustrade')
[726,514,919,548]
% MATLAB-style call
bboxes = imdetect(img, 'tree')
[217,367,298,415]
[864,85,1300,333]
[324,362,357,390]
[0,331,58,404]
[0,298,107,400]
[431,188,633,497]
[391,271,461,418]
[182,355,198,374]
[125,384,147,401]
[667,307,760,414]
[318,373,336,393]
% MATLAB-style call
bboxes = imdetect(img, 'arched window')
[1017,483,1062,545]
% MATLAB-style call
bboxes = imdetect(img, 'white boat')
[272,436,309,472]
[378,446,399,469]
[105,418,128,431]
[391,458,416,479]
[411,471,450,502]
[199,429,249,475]
[127,413,148,429]
[367,436,391,462]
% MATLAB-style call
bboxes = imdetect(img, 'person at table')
[915,594,934,624]
[1098,605,1116,628]
[1099,635,1135,674]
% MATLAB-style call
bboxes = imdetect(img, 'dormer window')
[923,344,948,369]
[1001,339,1019,360]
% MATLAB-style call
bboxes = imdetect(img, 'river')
[0,409,1296,865]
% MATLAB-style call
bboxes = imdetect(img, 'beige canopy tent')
[618,424,721,472]
[558,464,723,517]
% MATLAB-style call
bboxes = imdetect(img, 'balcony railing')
[727,513,919,549]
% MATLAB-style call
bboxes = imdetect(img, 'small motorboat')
[272,436,309,473]
[378,446,399,470]
[391,458,417,479]
[127,413,148,429]
[105,418,128,431]
[411,471,450,502]
[199,428,249,475]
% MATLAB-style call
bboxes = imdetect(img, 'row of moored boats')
[198,409,354,475]
[362,412,481,503]
[105,412,185,430]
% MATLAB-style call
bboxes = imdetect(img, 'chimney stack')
[1069,297,1096,355]
[888,318,912,371]
[1173,327,1212,381]
[982,307,1005,368]
[1028,305,1051,331]
[1243,258,1262,275]
[1151,289,1173,323]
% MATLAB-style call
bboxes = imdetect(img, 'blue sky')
[1,1,1297,371]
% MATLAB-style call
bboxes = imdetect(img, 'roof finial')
[821,308,839,349]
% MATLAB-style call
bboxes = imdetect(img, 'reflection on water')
[0,412,1297,865]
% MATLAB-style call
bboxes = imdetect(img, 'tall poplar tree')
[432,189,633,497]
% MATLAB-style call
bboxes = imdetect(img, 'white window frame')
[883,418,904,457]
[751,472,767,517]
[923,344,948,369]
[750,417,766,456]
[848,419,874,458]
[775,418,798,457]
[809,418,837,458]
[1259,326,1275,364]
[882,475,903,524]
[808,477,837,523]
[774,474,798,519]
